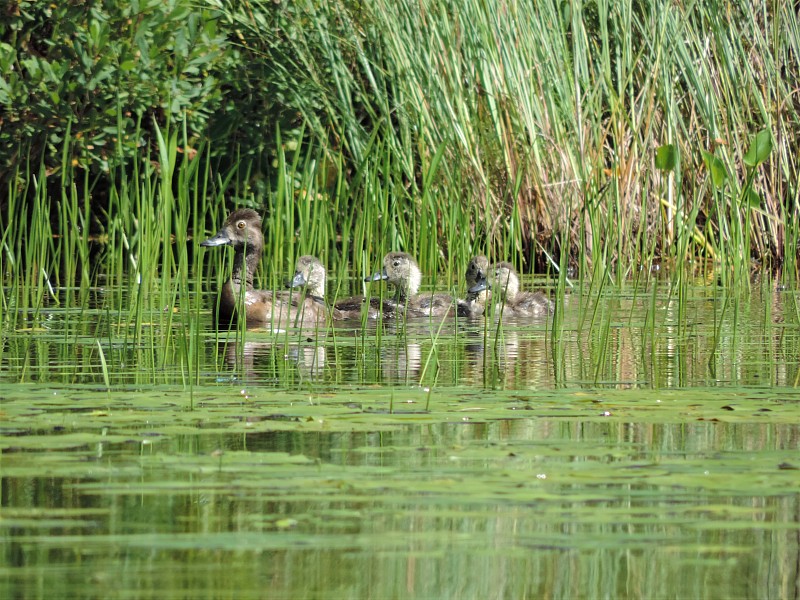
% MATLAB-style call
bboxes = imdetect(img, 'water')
[2,278,800,598]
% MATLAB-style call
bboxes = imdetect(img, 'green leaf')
[560,1,572,24]
[89,20,102,47]
[701,151,728,188]
[655,144,678,172]
[743,129,773,168]
[745,188,761,209]
[21,57,41,78]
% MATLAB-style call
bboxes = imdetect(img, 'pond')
[2,275,799,598]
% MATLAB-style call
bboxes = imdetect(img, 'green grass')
[5,0,800,281]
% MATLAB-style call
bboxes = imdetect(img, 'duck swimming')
[331,292,387,320]
[457,255,490,318]
[288,255,338,322]
[470,261,554,318]
[288,255,422,322]
[367,252,456,318]
[200,209,326,328]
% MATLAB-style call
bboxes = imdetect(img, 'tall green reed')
[219,0,799,278]
[1,115,238,387]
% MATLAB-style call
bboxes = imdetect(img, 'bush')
[1,0,233,174]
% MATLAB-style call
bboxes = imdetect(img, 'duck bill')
[200,229,232,247]
[365,268,389,283]
[468,277,490,294]
[289,272,307,289]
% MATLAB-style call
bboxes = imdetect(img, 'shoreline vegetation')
[3,5,800,593]
[2,0,798,292]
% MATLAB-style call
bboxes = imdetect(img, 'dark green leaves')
[1,1,233,172]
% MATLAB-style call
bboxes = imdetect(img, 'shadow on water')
[2,276,800,598]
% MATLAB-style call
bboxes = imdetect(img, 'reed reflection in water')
[3,415,797,599]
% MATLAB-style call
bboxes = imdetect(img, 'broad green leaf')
[561,1,572,24]
[745,188,761,209]
[701,151,728,188]
[743,129,773,168]
[655,144,678,172]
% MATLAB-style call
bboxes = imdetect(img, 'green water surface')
[2,281,799,599]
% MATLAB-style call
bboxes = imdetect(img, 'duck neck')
[504,278,519,303]
[298,271,325,299]
[473,289,490,307]
[230,245,260,291]
[307,278,325,299]
[397,267,421,302]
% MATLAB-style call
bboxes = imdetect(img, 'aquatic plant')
[4,0,798,281]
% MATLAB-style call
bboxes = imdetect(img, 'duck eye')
[237,221,246,229]
[393,260,401,267]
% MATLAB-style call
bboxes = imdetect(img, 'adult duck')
[200,209,325,328]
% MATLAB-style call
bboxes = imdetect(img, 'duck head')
[465,255,490,298]
[289,255,327,299]
[201,209,264,288]
[366,252,422,301]
[201,208,263,249]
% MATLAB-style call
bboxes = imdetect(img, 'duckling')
[457,255,490,318]
[282,260,396,321]
[470,261,554,318]
[200,209,322,328]
[331,292,386,320]
[367,252,456,318]
[287,255,339,322]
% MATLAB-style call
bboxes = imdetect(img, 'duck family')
[201,209,554,328]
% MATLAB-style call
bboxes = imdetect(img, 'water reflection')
[222,337,329,382]
[3,416,799,599]
[3,280,800,390]
[213,316,551,387]
[378,340,422,382]
[219,332,423,384]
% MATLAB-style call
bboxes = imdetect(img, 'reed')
[215,0,796,277]
[6,0,799,285]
